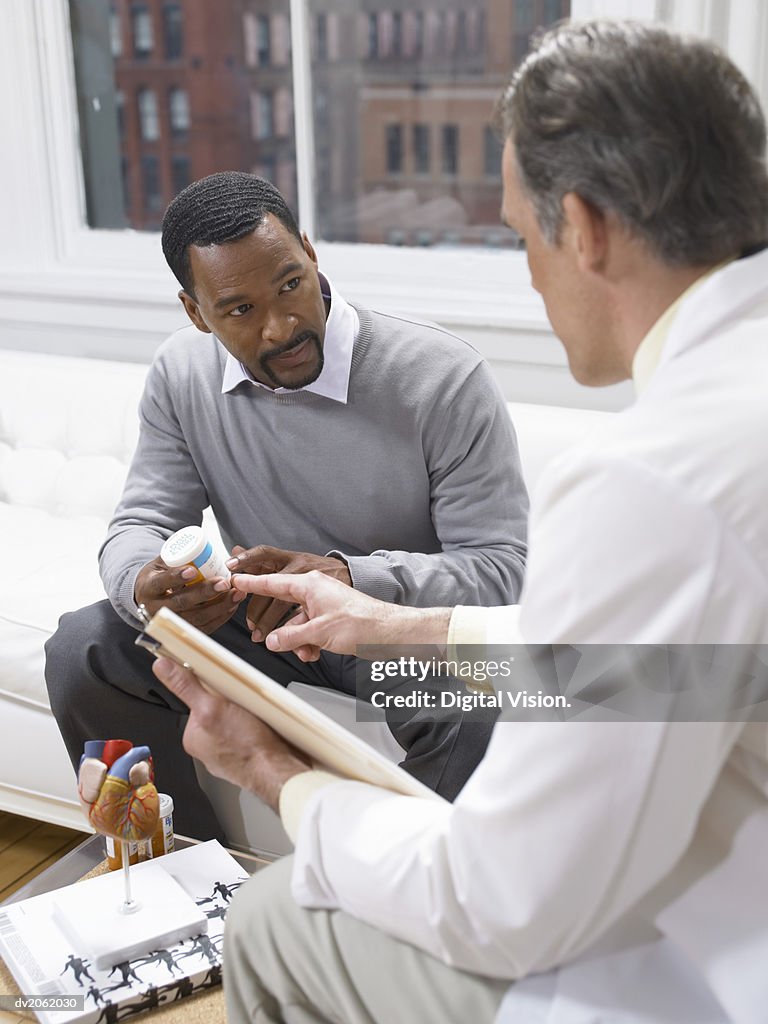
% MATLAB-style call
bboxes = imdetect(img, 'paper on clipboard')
[140,606,443,802]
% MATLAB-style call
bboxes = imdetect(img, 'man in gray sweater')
[45,172,528,839]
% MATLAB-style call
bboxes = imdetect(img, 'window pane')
[441,124,459,175]
[168,87,190,134]
[413,124,430,174]
[132,4,154,57]
[69,0,296,232]
[257,14,271,65]
[385,124,403,174]
[138,88,160,140]
[171,154,191,194]
[141,154,162,211]
[163,3,184,59]
[484,124,501,178]
[309,0,569,247]
[110,6,123,57]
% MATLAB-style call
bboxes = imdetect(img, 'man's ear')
[562,193,608,273]
[179,290,211,334]
[301,232,318,267]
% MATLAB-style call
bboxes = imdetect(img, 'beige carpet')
[0,861,228,1024]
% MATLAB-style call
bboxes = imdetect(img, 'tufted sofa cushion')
[0,351,147,708]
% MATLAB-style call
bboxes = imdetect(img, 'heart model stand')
[120,840,141,913]
[53,740,207,969]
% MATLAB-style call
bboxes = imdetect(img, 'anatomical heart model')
[78,740,159,910]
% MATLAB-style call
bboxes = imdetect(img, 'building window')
[171,155,190,196]
[257,14,271,66]
[442,124,459,175]
[413,11,424,58]
[413,124,430,174]
[243,12,257,67]
[137,88,160,141]
[392,12,403,58]
[368,13,379,58]
[141,154,162,212]
[484,125,502,177]
[456,11,467,55]
[274,87,292,137]
[513,33,529,63]
[476,10,486,54]
[386,124,402,174]
[163,3,183,59]
[516,0,535,30]
[109,6,122,57]
[435,12,447,56]
[276,157,294,200]
[168,88,190,135]
[132,5,154,58]
[120,156,131,211]
[272,13,291,65]
[260,93,274,138]
[250,91,274,140]
[115,88,125,140]
[315,12,327,61]
[254,157,277,184]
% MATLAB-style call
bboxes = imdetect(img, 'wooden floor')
[0,811,84,903]
[0,815,87,1024]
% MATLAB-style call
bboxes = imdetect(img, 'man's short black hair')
[161,171,303,295]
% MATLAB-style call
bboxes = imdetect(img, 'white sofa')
[0,348,609,856]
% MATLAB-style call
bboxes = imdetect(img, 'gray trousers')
[44,600,496,839]
[223,856,509,1024]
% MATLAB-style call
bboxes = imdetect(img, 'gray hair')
[495,20,768,264]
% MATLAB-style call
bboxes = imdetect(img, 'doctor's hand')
[134,556,245,635]
[227,571,453,661]
[151,657,309,812]
[223,545,352,643]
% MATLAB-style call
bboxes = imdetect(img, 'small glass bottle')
[105,837,139,872]
[148,793,175,859]
[160,525,231,585]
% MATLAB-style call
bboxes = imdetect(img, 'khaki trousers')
[223,856,509,1024]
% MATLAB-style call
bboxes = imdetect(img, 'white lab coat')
[291,250,768,1023]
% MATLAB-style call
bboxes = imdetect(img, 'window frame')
[131,3,154,59]
[168,86,190,136]
[0,0,765,408]
[137,86,160,141]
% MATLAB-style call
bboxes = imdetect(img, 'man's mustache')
[263,330,319,362]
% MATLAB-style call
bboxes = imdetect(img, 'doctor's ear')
[179,290,212,334]
[561,193,609,272]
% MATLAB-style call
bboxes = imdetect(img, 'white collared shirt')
[220,275,358,404]
[631,260,730,393]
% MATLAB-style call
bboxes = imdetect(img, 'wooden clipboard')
[139,606,443,802]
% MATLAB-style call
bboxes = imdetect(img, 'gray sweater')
[100,307,528,625]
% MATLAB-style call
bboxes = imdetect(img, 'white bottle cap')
[158,793,173,816]
[161,526,207,568]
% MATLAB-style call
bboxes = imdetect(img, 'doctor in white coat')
[154,19,768,1024]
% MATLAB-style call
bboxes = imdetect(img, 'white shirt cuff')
[448,604,524,649]
[448,605,492,648]
[278,770,343,843]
